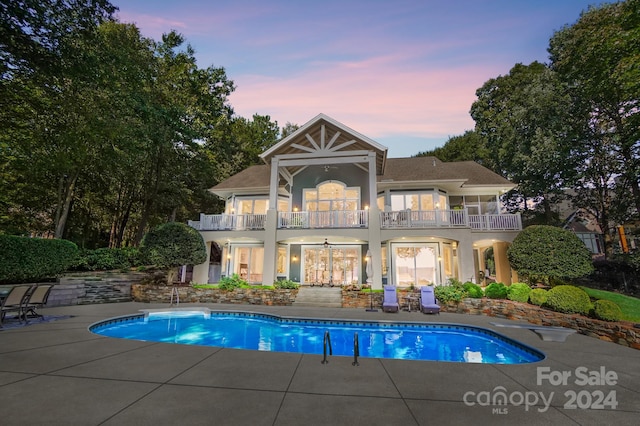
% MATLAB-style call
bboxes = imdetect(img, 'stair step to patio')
[294,286,342,308]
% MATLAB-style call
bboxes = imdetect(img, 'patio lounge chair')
[0,285,33,327]
[22,284,53,321]
[382,285,399,313]
[420,286,440,314]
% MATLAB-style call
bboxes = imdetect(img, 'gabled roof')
[260,113,387,174]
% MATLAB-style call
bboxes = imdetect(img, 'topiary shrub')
[507,225,594,284]
[544,285,592,315]
[529,288,548,306]
[484,282,508,299]
[274,279,299,289]
[463,282,484,298]
[218,274,247,290]
[140,222,207,284]
[507,282,532,303]
[0,235,78,283]
[592,300,623,322]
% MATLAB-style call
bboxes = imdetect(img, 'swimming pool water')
[89,310,544,364]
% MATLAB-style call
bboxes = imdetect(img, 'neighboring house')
[189,114,521,289]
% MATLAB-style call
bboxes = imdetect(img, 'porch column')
[493,241,513,285]
[262,209,278,285]
[367,152,383,290]
[192,241,211,284]
[269,158,279,208]
[457,236,476,284]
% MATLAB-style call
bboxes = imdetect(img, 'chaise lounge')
[420,286,440,314]
[0,285,33,327]
[382,285,399,313]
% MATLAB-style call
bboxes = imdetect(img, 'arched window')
[304,181,360,211]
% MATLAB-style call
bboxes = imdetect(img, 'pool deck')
[0,302,638,425]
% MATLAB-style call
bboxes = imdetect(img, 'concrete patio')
[0,302,638,425]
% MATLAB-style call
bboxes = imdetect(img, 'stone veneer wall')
[131,284,298,306]
[44,272,146,306]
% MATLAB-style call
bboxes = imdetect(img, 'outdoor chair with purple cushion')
[382,285,399,313]
[420,286,440,314]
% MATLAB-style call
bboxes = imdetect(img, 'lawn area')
[581,287,640,322]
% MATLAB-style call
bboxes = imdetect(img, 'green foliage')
[415,130,490,165]
[72,247,142,271]
[462,282,484,298]
[484,282,508,299]
[529,288,549,306]
[434,281,466,303]
[507,225,594,283]
[218,274,248,290]
[580,286,640,322]
[0,235,78,283]
[544,285,592,315]
[592,300,623,322]
[507,282,532,303]
[140,222,206,269]
[273,279,300,289]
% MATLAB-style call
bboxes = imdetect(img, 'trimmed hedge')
[0,235,78,283]
[484,282,508,299]
[274,279,300,289]
[593,300,623,322]
[72,247,142,271]
[544,285,592,315]
[140,222,207,268]
[463,282,484,298]
[529,288,548,306]
[507,282,532,303]
[434,283,467,303]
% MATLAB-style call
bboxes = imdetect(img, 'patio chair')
[0,285,33,327]
[420,286,440,314]
[382,285,399,313]
[22,284,53,321]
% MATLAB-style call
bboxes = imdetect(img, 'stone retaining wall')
[42,272,145,306]
[132,284,298,306]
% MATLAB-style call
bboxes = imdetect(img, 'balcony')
[188,209,522,232]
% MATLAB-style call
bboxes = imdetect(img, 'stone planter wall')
[442,298,640,350]
[132,284,298,306]
[342,288,419,310]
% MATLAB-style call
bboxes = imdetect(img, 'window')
[392,244,439,286]
[390,191,440,211]
[304,181,360,211]
[302,245,360,285]
[234,246,264,284]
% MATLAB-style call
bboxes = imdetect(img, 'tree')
[507,225,594,284]
[549,0,640,252]
[470,62,574,223]
[415,130,489,163]
[139,222,207,284]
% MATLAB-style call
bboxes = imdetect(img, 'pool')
[89,309,544,364]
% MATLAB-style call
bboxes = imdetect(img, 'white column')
[192,241,211,284]
[457,236,476,284]
[367,152,383,289]
[269,158,279,208]
[261,209,278,285]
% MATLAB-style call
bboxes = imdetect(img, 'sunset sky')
[115,0,606,158]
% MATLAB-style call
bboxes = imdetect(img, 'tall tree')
[415,130,489,164]
[470,62,573,223]
[549,0,640,253]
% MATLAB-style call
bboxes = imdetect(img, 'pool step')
[294,286,342,308]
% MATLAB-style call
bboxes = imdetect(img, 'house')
[189,114,521,289]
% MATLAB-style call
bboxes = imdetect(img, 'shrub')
[218,274,247,290]
[529,288,548,306]
[463,282,484,298]
[484,282,508,299]
[274,279,299,289]
[0,235,78,283]
[507,225,594,284]
[73,247,142,271]
[140,222,207,284]
[434,283,466,303]
[544,285,592,315]
[507,282,532,303]
[593,300,623,322]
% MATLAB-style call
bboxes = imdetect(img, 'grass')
[580,287,640,322]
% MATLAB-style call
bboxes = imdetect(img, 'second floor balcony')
[189,209,522,232]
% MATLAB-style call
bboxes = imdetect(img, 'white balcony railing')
[188,210,522,231]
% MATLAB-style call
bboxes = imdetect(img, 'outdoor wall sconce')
[292,256,298,262]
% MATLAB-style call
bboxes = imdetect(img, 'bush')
[434,282,466,303]
[274,279,300,289]
[507,225,594,284]
[544,285,592,315]
[0,235,78,283]
[218,274,247,290]
[484,282,508,299]
[593,299,623,322]
[463,282,484,298]
[73,247,142,271]
[507,282,532,303]
[529,288,548,306]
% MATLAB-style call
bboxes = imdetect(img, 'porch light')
[292,255,298,262]
[364,205,369,210]
[365,249,371,261]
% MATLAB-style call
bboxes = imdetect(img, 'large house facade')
[190,114,521,289]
